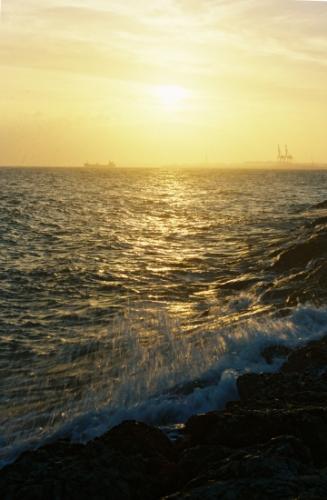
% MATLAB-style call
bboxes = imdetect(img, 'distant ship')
[84,161,117,168]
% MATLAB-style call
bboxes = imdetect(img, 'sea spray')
[2,303,327,468]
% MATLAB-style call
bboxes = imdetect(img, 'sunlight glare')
[155,85,189,111]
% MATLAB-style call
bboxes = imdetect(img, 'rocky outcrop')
[312,200,327,210]
[281,334,327,374]
[164,335,327,499]
[2,336,327,499]
[272,233,327,272]
[260,211,327,309]
[0,421,176,500]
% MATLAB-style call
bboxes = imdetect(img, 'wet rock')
[272,233,327,272]
[237,372,284,402]
[281,335,327,375]
[219,277,257,291]
[162,473,327,499]
[261,344,292,364]
[175,445,232,489]
[101,420,175,461]
[0,422,176,500]
[310,216,327,227]
[183,406,327,465]
[311,200,327,210]
[263,258,327,309]
[163,437,317,499]
[236,371,327,407]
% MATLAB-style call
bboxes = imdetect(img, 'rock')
[237,372,284,403]
[162,474,327,499]
[0,422,176,500]
[236,371,327,409]
[163,437,319,500]
[281,335,327,374]
[310,216,327,227]
[219,277,257,291]
[175,445,232,489]
[183,406,327,465]
[272,234,327,272]
[101,420,175,461]
[311,200,327,210]
[261,344,291,364]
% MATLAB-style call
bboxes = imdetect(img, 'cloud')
[2,0,327,90]
[1,0,327,164]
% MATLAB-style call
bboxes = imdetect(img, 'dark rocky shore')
[2,334,327,500]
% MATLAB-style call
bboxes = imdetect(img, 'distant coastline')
[160,161,327,170]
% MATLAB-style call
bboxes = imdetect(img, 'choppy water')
[1,166,327,467]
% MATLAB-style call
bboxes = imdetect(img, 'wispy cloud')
[1,0,327,164]
[2,0,327,108]
[3,0,327,77]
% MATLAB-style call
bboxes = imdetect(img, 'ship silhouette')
[84,161,116,168]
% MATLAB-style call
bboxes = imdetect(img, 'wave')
[261,204,327,308]
[1,303,327,469]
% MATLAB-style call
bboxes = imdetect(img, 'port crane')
[277,144,293,162]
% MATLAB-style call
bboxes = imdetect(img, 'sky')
[1,0,327,166]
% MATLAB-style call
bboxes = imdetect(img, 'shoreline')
[2,334,327,499]
[1,194,327,499]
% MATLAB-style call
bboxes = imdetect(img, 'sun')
[155,85,189,111]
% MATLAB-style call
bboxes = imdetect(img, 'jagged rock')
[272,234,327,272]
[311,200,327,210]
[236,371,327,409]
[163,437,318,500]
[175,445,232,489]
[0,422,176,500]
[219,277,257,291]
[281,335,327,374]
[261,344,292,364]
[310,216,327,227]
[162,474,327,500]
[183,406,327,465]
[205,436,311,481]
[101,420,175,461]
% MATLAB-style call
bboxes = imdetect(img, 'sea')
[1,166,327,467]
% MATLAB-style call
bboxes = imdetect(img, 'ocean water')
[1,166,327,466]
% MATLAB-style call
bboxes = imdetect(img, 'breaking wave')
[2,303,327,468]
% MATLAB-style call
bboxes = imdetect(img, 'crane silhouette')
[277,144,293,162]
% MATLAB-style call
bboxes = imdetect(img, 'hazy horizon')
[1,161,327,169]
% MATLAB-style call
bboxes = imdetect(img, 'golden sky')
[1,0,327,166]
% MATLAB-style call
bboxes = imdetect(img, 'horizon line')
[1,161,327,169]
